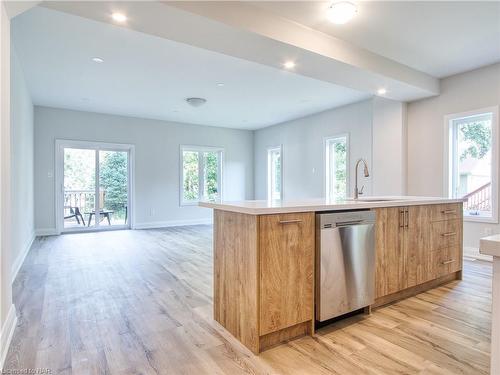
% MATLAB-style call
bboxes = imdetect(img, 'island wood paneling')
[213,209,259,353]
[213,210,314,354]
[259,212,314,336]
[407,204,432,287]
[374,206,406,298]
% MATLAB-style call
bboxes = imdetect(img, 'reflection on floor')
[4,227,491,374]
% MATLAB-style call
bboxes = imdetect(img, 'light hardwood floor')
[4,226,491,374]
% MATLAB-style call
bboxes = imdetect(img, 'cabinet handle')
[441,232,457,237]
[442,259,455,265]
[399,210,405,228]
[279,219,302,224]
[441,210,456,214]
[404,209,409,228]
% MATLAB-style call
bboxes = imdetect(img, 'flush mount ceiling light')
[326,2,358,24]
[111,12,127,22]
[377,88,387,95]
[92,57,104,63]
[283,61,296,69]
[216,83,225,87]
[186,97,207,107]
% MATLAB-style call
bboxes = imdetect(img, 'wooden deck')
[4,226,491,374]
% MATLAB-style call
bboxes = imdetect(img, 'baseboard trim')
[134,218,212,230]
[464,246,492,262]
[11,232,35,284]
[0,305,17,369]
[35,228,58,236]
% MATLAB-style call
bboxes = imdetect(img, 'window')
[267,146,282,200]
[181,146,223,205]
[445,107,498,222]
[325,135,348,200]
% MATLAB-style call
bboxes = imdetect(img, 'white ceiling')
[12,6,370,130]
[254,1,500,78]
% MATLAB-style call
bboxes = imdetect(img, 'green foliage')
[99,151,128,212]
[64,149,95,190]
[183,151,199,201]
[183,151,219,202]
[333,141,347,199]
[204,152,219,200]
[459,120,491,161]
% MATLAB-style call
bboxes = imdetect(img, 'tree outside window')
[181,147,222,204]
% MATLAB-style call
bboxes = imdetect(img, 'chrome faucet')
[354,158,370,199]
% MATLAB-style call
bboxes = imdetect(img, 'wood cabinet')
[374,207,406,298]
[213,210,315,354]
[259,213,314,336]
[214,202,462,354]
[407,205,433,286]
[374,203,463,303]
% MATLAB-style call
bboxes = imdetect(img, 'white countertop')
[480,234,500,257]
[199,196,465,215]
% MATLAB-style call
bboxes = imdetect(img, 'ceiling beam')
[42,1,439,101]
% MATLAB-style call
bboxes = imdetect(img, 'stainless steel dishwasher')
[316,210,376,322]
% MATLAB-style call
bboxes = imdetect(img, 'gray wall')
[10,48,34,279]
[34,107,254,232]
[253,99,373,200]
[407,63,500,250]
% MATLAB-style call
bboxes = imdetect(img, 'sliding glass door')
[98,150,129,227]
[63,147,97,229]
[57,141,133,233]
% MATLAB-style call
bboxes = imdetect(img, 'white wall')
[10,48,34,282]
[34,106,254,233]
[407,63,500,250]
[0,2,16,367]
[372,97,407,195]
[254,99,373,200]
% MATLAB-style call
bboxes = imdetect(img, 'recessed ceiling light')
[216,83,225,87]
[92,57,104,63]
[283,61,296,69]
[377,88,387,95]
[111,12,127,22]
[326,2,358,25]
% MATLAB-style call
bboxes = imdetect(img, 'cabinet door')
[259,212,314,336]
[374,207,406,298]
[406,205,432,286]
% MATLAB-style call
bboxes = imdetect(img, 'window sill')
[463,215,499,224]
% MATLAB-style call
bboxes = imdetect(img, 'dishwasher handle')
[324,220,374,229]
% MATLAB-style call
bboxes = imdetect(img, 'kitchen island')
[200,196,465,354]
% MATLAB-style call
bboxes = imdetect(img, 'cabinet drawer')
[430,219,461,250]
[432,246,461,278]
[430,203,462,222]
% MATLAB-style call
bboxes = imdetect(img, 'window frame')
[179,145,224,206]
[267,145,283,200]
[324,133,350,200]
[443,106,499,223]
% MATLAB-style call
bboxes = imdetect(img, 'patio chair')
[64,206,86,226]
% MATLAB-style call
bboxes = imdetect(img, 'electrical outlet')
[47,171,53,178]
[484,227,493,236]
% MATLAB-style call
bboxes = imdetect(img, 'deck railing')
[64,189,105,213]
[463,182,491,212]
